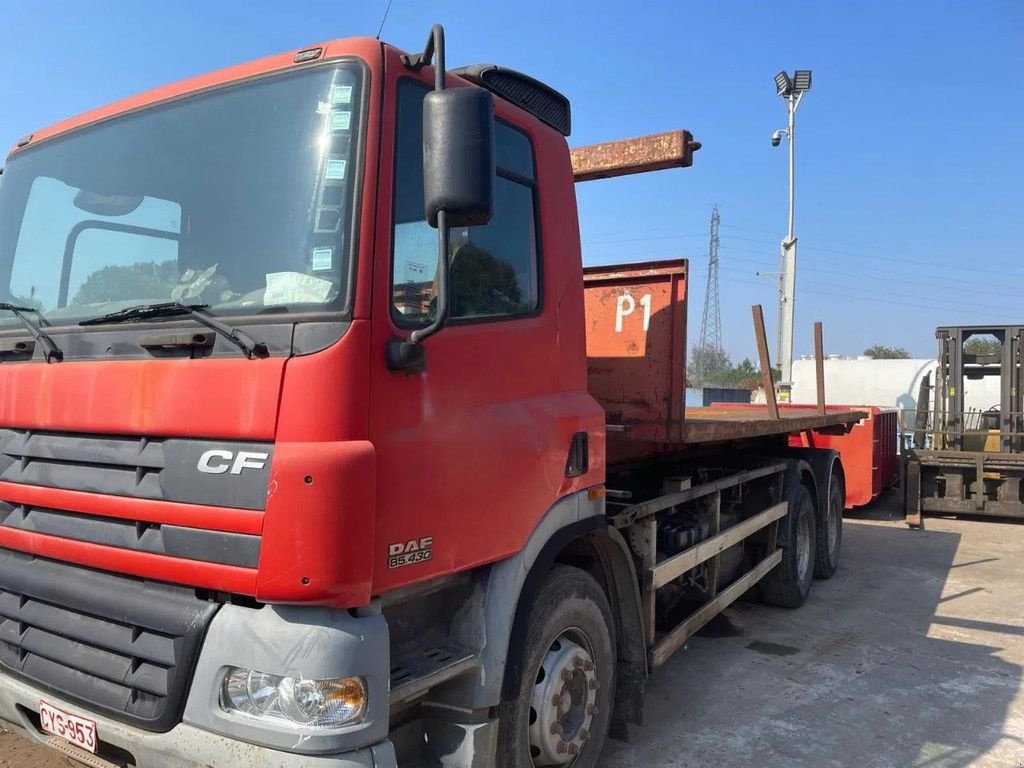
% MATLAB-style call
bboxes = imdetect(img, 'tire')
[760,483,816,608]
[497,566,616,768]
[814,473,844,579]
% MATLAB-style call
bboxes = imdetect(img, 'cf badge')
[388,537,433,569]
[197,449,269,475]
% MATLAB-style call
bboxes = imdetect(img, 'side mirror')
[388,23,493,371]
[423,86,495,229]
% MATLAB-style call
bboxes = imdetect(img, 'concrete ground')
[3,493,1024,767]
[601,493,1024,768]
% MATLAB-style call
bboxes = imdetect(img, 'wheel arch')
[785,447,844,522]
[439,490,639,714]
[776,457,818,539]
[503,525,647,730]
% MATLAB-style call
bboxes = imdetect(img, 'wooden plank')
[814,321,826,416]
[650,549,783,668]
[752,305,779,420]
[611,462,787,527]
[571,130,699,182]
[650,502,787,589]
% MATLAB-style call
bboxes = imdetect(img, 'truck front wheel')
[497,565,616,768]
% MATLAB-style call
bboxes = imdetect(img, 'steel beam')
[649,549,782,668]
[571,130,700,182]
[649,501,787,589]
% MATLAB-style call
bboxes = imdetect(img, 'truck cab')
[0,31,611,768]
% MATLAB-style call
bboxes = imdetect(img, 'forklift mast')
[905,324,1024,527]
[933,325,1024,453]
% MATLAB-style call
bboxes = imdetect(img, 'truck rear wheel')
[497,566,615,768]
[760,483,816,608]
[813,473,844,579]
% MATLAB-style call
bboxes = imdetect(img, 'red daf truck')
[0,24,869,768]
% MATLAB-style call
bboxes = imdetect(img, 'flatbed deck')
[681,406,867,444]
[604,406,868,465]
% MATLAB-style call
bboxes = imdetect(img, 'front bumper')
[0,600,398,768]
[0,674,397,767]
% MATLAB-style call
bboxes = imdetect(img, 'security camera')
[771,129,783,147]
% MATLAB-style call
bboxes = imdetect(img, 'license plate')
[39,700,98,754]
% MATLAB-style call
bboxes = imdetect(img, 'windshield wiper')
[79,302,269,359]
[0,303,63,362]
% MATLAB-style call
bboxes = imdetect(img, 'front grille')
[0,429,273,511]
[0,549,217,731]
[0,501,260,568]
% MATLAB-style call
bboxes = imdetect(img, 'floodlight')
[793,70,812,92]
[774,71,793,96]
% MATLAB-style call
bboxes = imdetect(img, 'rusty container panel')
[583,259,688,448]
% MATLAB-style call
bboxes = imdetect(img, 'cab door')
[367,67,588,591]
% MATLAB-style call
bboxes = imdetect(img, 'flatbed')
[681,406,867,443]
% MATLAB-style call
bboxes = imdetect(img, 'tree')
[72,261,178,306]
[863,344,911,360]
[688,349,772,390]
[705,357,754,389]
[964,336,1000,357]
[689,343,731,386]
[449,244,523,316]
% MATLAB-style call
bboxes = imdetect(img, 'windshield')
[0,61,364,328]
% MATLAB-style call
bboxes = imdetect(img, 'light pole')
[772,69,812,402]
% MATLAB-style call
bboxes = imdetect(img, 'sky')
[2,1,1022,362]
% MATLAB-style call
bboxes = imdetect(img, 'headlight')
[220,668,366,728]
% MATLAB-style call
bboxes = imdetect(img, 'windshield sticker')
[264,272,333,305]
[330,110,352,131]
[331,84,353,105]
[311,248,333,272]
[325,159,347,180]
[170,264,219,301]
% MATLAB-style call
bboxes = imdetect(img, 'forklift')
[904,325,1024,527]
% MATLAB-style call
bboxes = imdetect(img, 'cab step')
[390,643,477,707]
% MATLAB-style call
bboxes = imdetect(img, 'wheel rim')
[827,486,841,555]
[796,507,811,581]
[528,629,599,766]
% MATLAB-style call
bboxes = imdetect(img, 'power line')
[584,227,1014,278]
[590,236,1019,301]
[716,245,1024,303]
[691,264,1022,317]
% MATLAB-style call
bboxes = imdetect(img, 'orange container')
[714,404,898,508]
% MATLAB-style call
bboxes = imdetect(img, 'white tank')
[790,357,1001,412]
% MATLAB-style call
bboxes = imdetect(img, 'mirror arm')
[408,23,448,348]
[400,23,445,87]
[388,24,449,370]
[409,210,449,345]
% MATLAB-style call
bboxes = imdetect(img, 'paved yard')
[3,494,1024,767]
[601,495,1024,767]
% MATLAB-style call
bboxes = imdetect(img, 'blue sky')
[2,1,1021,360]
